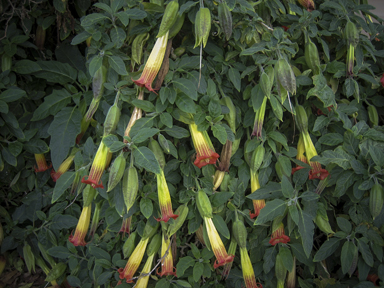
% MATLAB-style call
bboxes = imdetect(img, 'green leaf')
[32,89,72,121]
[314,238,341,262]
[279,247,294,272]
[47,246,71,259]
[281,176,294,198]
[133,146,161,174]
[193,262,204,282]
[0,100,8,113]
[125,9,147,20]
[0,88,26,103]
[357,238,373,267]
[45,263,66,282]
[334,170,355,197]
[24,139,49,154]
[313,115,331,132]
[175,280,192,288]
[13,60,41,74]
[108,56,128,75]
[337,217,352,234]
[255,199,287,225]
[34,61,77,85]
[140,198,153,219]
[369,146,384,167]
[52,172,75,203]
[298,209,315,258]
[318,133,344,146]
[89,245,111,261]
[211,192,234,207]
[81,13,110,26]
[247,182,282,200]
[132,128,159,144]
[268,131,289,151]
[341,241,357,275]
[48,107,82,170]
[160,113,173,128]
[176,94,196,114]
[131,99,155,112]
[51,214,78,229]
[212,214,230,239]
[343,130,359,155]
[163,126,190,138]
[228,67,241,92]
[176,256,195,277]
[174,79,197,100]
[307,74,336,108]
[212,124,227,145]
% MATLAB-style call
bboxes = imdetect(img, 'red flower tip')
[194,151,220,169]
[282,26,289,31]
[249,211,258,219]
[317,109,326,116]
[50,169,61,182]
[291,166,305,175]
[309,168,329,180]
[156,267,177,277]
[269,234,290,246]
[213,254,235,269]
[68,232,87,246]
[34,163,52,173]
[155,214,179,223]
[81,175,104,189]
[76,133,84,145]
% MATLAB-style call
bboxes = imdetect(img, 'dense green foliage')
[1,0,384,287]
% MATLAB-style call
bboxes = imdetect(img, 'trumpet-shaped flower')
[269,222,290,246]
[89,201,102,238]
[51,154,75,182]
[221,238,237,279]
[189,123,220,169]
[204,217,234,268]
[156,171,178,223]
[157,234,176,277]
[82,140,108,188]
[69,204,92,246]
[249,171,265,219]
[34,154,51,172]
[291,134,308,175]
[119,217,132,238]
[240,247,258,288]
[118,238,149,283]
[135,254,155,288]
[346,45,355,76]
[302,133,329,180]
[251,96,267,139]
[133,32,169,93]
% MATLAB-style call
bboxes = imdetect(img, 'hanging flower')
[89,201,102,238]
[69,204,92,246]
[240,247,259,288]
[297,0,315,11]
[157,234,176,277]
[118,238,149,283]
[249,171,265,219]
[50,153,76,182]
[221,238,237,279]
[133,32,169,93]
[251,96,267,139]
[291,134,307,175]
[204,217,234,268]
[34,154,51,172]
[269,222,290,246]
[302,133,329,180]
[119,217,132,238]
[135,253,155,288]
[82,140,109,188]
[156,171,178,223]
[189,123,219,169]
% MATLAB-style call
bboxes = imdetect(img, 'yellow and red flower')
[291,134,307,175]
[119,217,132,238]
[34,154,52,172]
[221,238,237,279]
[249,171,265,219]
[118,238,149,283]
[240,247,259,288]
[50,153,76,182]
[157,234,176,277]
[204,217,234,268]
[135,253,155,288]
[189,123,219,169]
[133,32,169,93]
[302,133,329,180]
[156,171,178,223]
[269,222,290,246]
[251,96,267,139]
[82,140,109,188]
[69,204,92,246]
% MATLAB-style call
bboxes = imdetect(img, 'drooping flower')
[251,96,267,139]
[119,217,132,238]
[81,140,109,188]
[189,123,220,169]
[240,247,258,288]
[249,171,265,219]
[89,201,102,238]
[34,154,51,172]
[133,32,169,93]
[269,222,290,246]
[204,217,234,268]
[291,134,307,175]
[221,238,237,279]
[287,257,296,288]
[135,253,155,288]
[118,238,149,283]
[69,204,92,246]
[302,133,329,180]
[157,234,176,277]
[297,0,315,11]
[346,44,355,76]
[50,151,77,182]
[156,171,178,222]
[196,225,206,245]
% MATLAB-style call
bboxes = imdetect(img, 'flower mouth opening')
[213,254,235,269]
[81,175,104,189]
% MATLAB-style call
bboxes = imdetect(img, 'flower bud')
[314,211,334,234]
[157,0,179,38]
[213,170,226,191]
[123,166,139,213]
[305,36,321,75]
[107,153,126,192]
[196,190,213,219]
[275,58,296,96]
[218,1,232,41]
[194,7,211,48]
[23,243,36,273]
[167,204,189,236]
[275,254,287,288]
[149,138,165,170]
[123,231,137,259]
[131,33,149,68]
[286,257,296,288]
[103,102,121,136]
[344,21,359,48]
[147,234,162,256]
[158,134,170,154]
[368,105,379,127]
[221,96,236,134]
[232,218,247,248]
[251,144,265,172]
[370,183,384,220]
[295,105,308,134]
